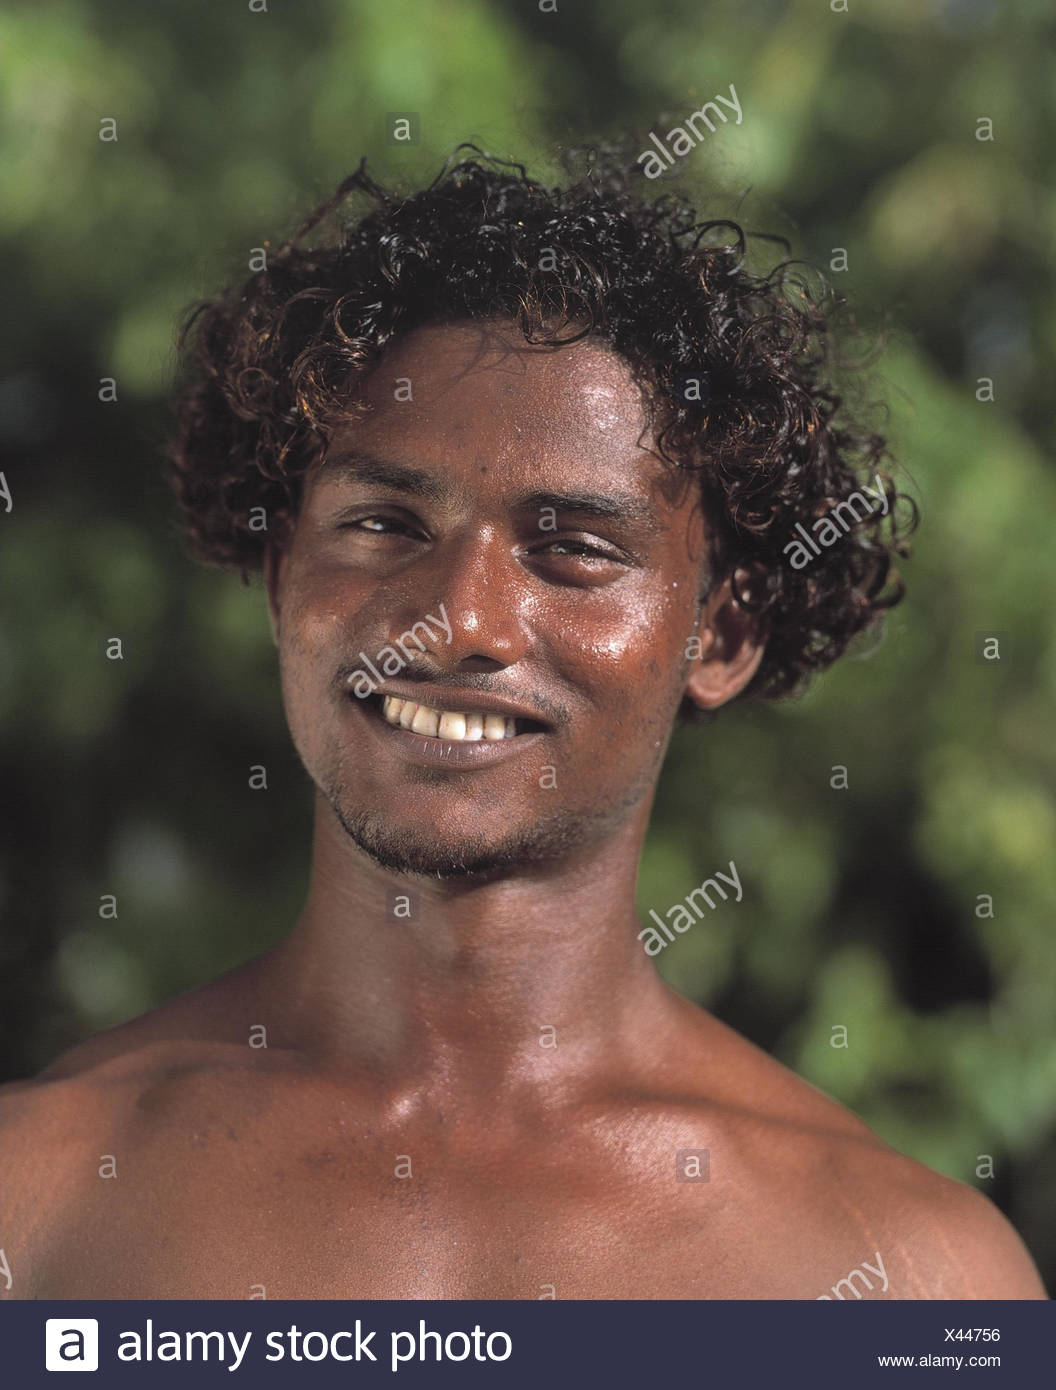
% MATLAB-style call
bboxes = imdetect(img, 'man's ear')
[262,542,287,648]
[684,575,766,711]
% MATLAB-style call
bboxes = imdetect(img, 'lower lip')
[347,695,548,768]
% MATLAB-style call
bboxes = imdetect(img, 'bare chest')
[26,1117,868,1300]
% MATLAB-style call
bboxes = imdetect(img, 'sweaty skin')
[0,320,1047,1300]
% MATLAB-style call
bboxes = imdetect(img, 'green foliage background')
[2,0,1053,1285]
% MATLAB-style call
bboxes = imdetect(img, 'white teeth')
[398,701,418,729]
[411,705,439,737]
[437,711,466,740]
[379,695,524,743]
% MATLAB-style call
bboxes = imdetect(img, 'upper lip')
[363,682,552,728]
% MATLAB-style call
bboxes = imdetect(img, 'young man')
[0,151,1046,1299]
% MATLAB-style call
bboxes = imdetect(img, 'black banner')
[5,1299,1051,1387]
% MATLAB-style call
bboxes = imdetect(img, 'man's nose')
[389,527,532,671]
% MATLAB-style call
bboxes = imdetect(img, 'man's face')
[265,318,758,877]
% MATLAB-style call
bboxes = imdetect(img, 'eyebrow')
[515,490,664,536]
[321,452,447,503]
[320,451,665,535]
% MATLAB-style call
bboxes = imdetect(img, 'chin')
[329,799,596,880]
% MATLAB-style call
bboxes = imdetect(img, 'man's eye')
[339,515,419,537]
[541,539,626,562]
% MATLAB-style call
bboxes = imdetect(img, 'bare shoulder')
[0,1056,139,1296]
[0,967,274,1295]
[897,1163,1047,1298]
[0,1026,159,1189]
[0,1024,207,1229]
[673,1005,1049,1299]
[0,954,278,1133]
[777,1076,1046,1298]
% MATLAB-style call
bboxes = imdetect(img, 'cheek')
[273,573,355,735]
[278,560,368,661]
[553,583,696,722]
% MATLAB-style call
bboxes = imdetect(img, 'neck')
[255,791,686,1109]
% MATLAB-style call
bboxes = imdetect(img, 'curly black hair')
[164,142,915,703]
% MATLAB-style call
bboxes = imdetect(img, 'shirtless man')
[0,153,1046,1300]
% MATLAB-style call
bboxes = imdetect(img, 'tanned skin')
[0,320,1047,1299]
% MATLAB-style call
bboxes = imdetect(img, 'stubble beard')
[323,775,652,880]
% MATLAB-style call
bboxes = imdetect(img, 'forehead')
[321,318,663,488]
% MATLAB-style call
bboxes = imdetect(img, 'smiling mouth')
[370,693,546,743]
